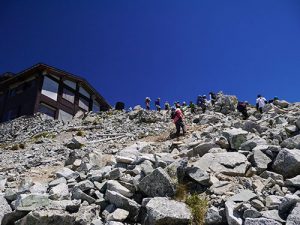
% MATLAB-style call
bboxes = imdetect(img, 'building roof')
[0,63,111,109]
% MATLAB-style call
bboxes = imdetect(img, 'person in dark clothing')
[199,95,207,113]
[209,92,217,106]
[155,98,161,112]
[171,104,186,137]
[237,101,249,120]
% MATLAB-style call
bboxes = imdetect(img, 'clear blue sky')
[1,0,300,108]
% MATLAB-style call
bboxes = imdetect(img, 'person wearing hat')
[145,97,151,110]
[171,103,186,137]
[155,98,161,112]
[256,95,267,113]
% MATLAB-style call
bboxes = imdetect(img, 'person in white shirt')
[256,95,267,113]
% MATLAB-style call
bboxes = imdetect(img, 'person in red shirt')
[171,103,186,137]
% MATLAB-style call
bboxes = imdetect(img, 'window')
[62,88,75,103]
[79,86,90,98]
[92,100,100,112]
[41,76,59,101]
[79,97,89,111]
[38,103,56,119]
[58,110,73,122]
[63,79,76,90]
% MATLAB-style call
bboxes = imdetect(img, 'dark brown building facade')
[0,63,110,122]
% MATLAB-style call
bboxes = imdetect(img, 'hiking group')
[144,93,278,138]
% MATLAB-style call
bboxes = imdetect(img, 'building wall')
[0,77,38,122]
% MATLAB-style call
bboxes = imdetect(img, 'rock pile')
[1,93,300,224]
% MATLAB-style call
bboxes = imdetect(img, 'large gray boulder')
[285,175,300,188]
[281,135,300,149]
[244,218,282,225]
[214,93,238,115]
[14,194,50,211]
[144,197,191,225]
[222,128,248,150]
[14,209,76,225]
[250,149,272,174]
[0,195,12,224]
[286,202,300,225]
[192,152,250,176]
[139,168,175,197]
[105,190,140,221]
[106,180,133,198]
[272,149,300,178]
[204,206,226,225]
[225,200,243,225]
[186,167,210,186]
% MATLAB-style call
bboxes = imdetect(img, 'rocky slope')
[1,93,300,225]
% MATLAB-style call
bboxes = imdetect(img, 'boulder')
[14,194,50,211]
[139,168,175,197]
[225,200,243,225]
[250,149,272,174]
[192,152,250,176]
[204,206,226,225]
[189,142,219,157]
[106,180,133,198]
[105,190,140,221]
[285,175,300,188]
[272,149,300,178]
[0,195,12,224]
[286,202,300,225]
[281,135,300,149]
[244,218,282,225]
[222,128,248,150]
[107,208,129,222]
[186,167,210,186]
[49,183,69,200]
[144,197,191,225]
[228,190,257,203]
[56,167,79,180]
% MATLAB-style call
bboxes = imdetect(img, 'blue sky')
[1,0,300,108]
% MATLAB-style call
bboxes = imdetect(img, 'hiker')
[164,101,170,110]
[268,96,279,104]
[209,92,217,106]
[182,101,187,107]
[171,104,186,137]
[196,95,202,107]
[256,95,267,113]
[155,98,161,112]
[237,101,249,120]
[145,97,151,110]
[189,101,195,113]
[199,95,207,113]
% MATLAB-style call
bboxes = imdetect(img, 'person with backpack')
[237,101,249,120]
[199,95,207,113]
[171,103,186,137]
[256,95,267,113]
[145,97,151,110]
[209,92,217,106]
[164,101,170,111]
[155,98,161,112]
[189,101,195,113]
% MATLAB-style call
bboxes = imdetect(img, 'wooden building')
[0,63,111,122]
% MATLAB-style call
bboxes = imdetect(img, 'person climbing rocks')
[145,97,151,110]
[155,98,161,112]
[189,101,195,113]
[182,101,187,107]
[199,95,207,113]
[171,103,186,137]
[209,92,217,106]
[164,101,170,111]
[237,101,249,120]
[256,95,267,113]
